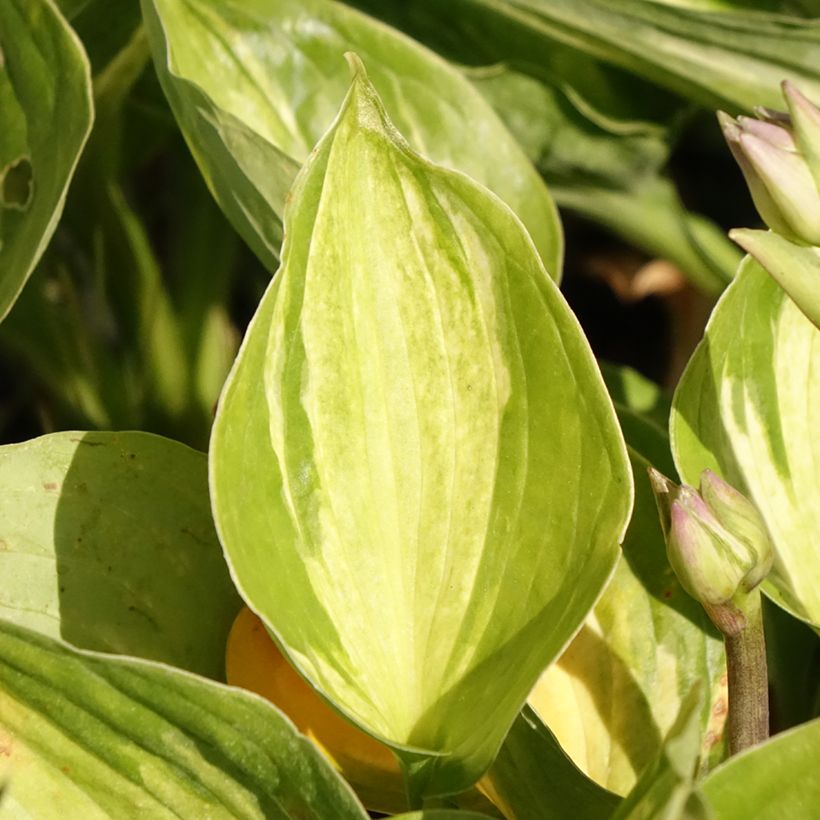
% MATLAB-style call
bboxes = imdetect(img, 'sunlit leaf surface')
[530,451,725,795]
[0,619,368,819]
[672,258,820,628]
[700,717,820,818]
[210,63,631,798]
[142,0,562,275]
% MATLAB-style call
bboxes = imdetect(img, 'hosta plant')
[1,1,819,818]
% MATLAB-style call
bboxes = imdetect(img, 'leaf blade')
[210,65,631,796]
[0,619,368,819]
[141,0,562,276]
[0,0,93,322]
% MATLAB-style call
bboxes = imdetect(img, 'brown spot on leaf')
[43,482,58,491]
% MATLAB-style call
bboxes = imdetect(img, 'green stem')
[723,590,769,756]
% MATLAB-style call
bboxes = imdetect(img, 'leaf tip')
[343,51,368,82]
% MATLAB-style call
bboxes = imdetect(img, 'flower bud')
[699,469,774,591]
[719,83,820,246]
[648,467,774,635]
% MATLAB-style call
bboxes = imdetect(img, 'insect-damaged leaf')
[0,0,92,322]
[210,60,631,799]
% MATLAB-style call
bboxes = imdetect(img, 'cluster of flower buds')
[719,81,820,246]
[648,468,774,636]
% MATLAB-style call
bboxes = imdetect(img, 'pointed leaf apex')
[344,51,368,81]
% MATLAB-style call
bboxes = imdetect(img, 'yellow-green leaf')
[141,0,561,276]
[529,451,725,795]
[700,717,820,818]
[671,258,820,628]
[0,619,368,819]
[210,63,631,799]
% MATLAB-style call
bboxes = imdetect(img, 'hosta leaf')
[671,258,820,627]
[0,619,368,819]
[351,0,739,292]
[700,717,820,818]
[611,689,711,820]
[529,451,725,795]
[141,0,562,276]
[477,707,620,819]
[408,0,820,112]
[0,432,241,679]
[0,0,93,322]
[730,229,820,331]
[210,63,631,799]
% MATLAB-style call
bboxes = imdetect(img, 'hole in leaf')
[1,157,34,211]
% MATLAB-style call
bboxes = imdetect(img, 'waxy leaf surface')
[0,432,241,680]
[671,258,820,627]
[700,717,820,818]
[210,67,631,797]
[0,619,368,819]
[0,0,92,322]
[530,451,725,795]
[142,0,561,276]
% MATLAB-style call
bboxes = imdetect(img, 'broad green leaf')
[0,619,368,819]
[210,64,631,799]
[529,451,725,795]
[141,0,562,277]
[413,0,820,112]
[700,718,820,818]
[0,0,93,322]
[477,707,621,820]
[0,431,241,680]
[611,688,711,820]
[730,229,820,330]
[671,258,820,627]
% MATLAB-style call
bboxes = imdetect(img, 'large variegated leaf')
[210,63,632,799]
[671,258,820,628]
[0,619,368,819]
[529,451,725,795]
[0,432,241,679]
[700,717,820,818]
[0,0,92,322]
[141,0,562,276]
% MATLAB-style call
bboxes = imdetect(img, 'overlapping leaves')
[671,258,820,628]
[141,0,562,276]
